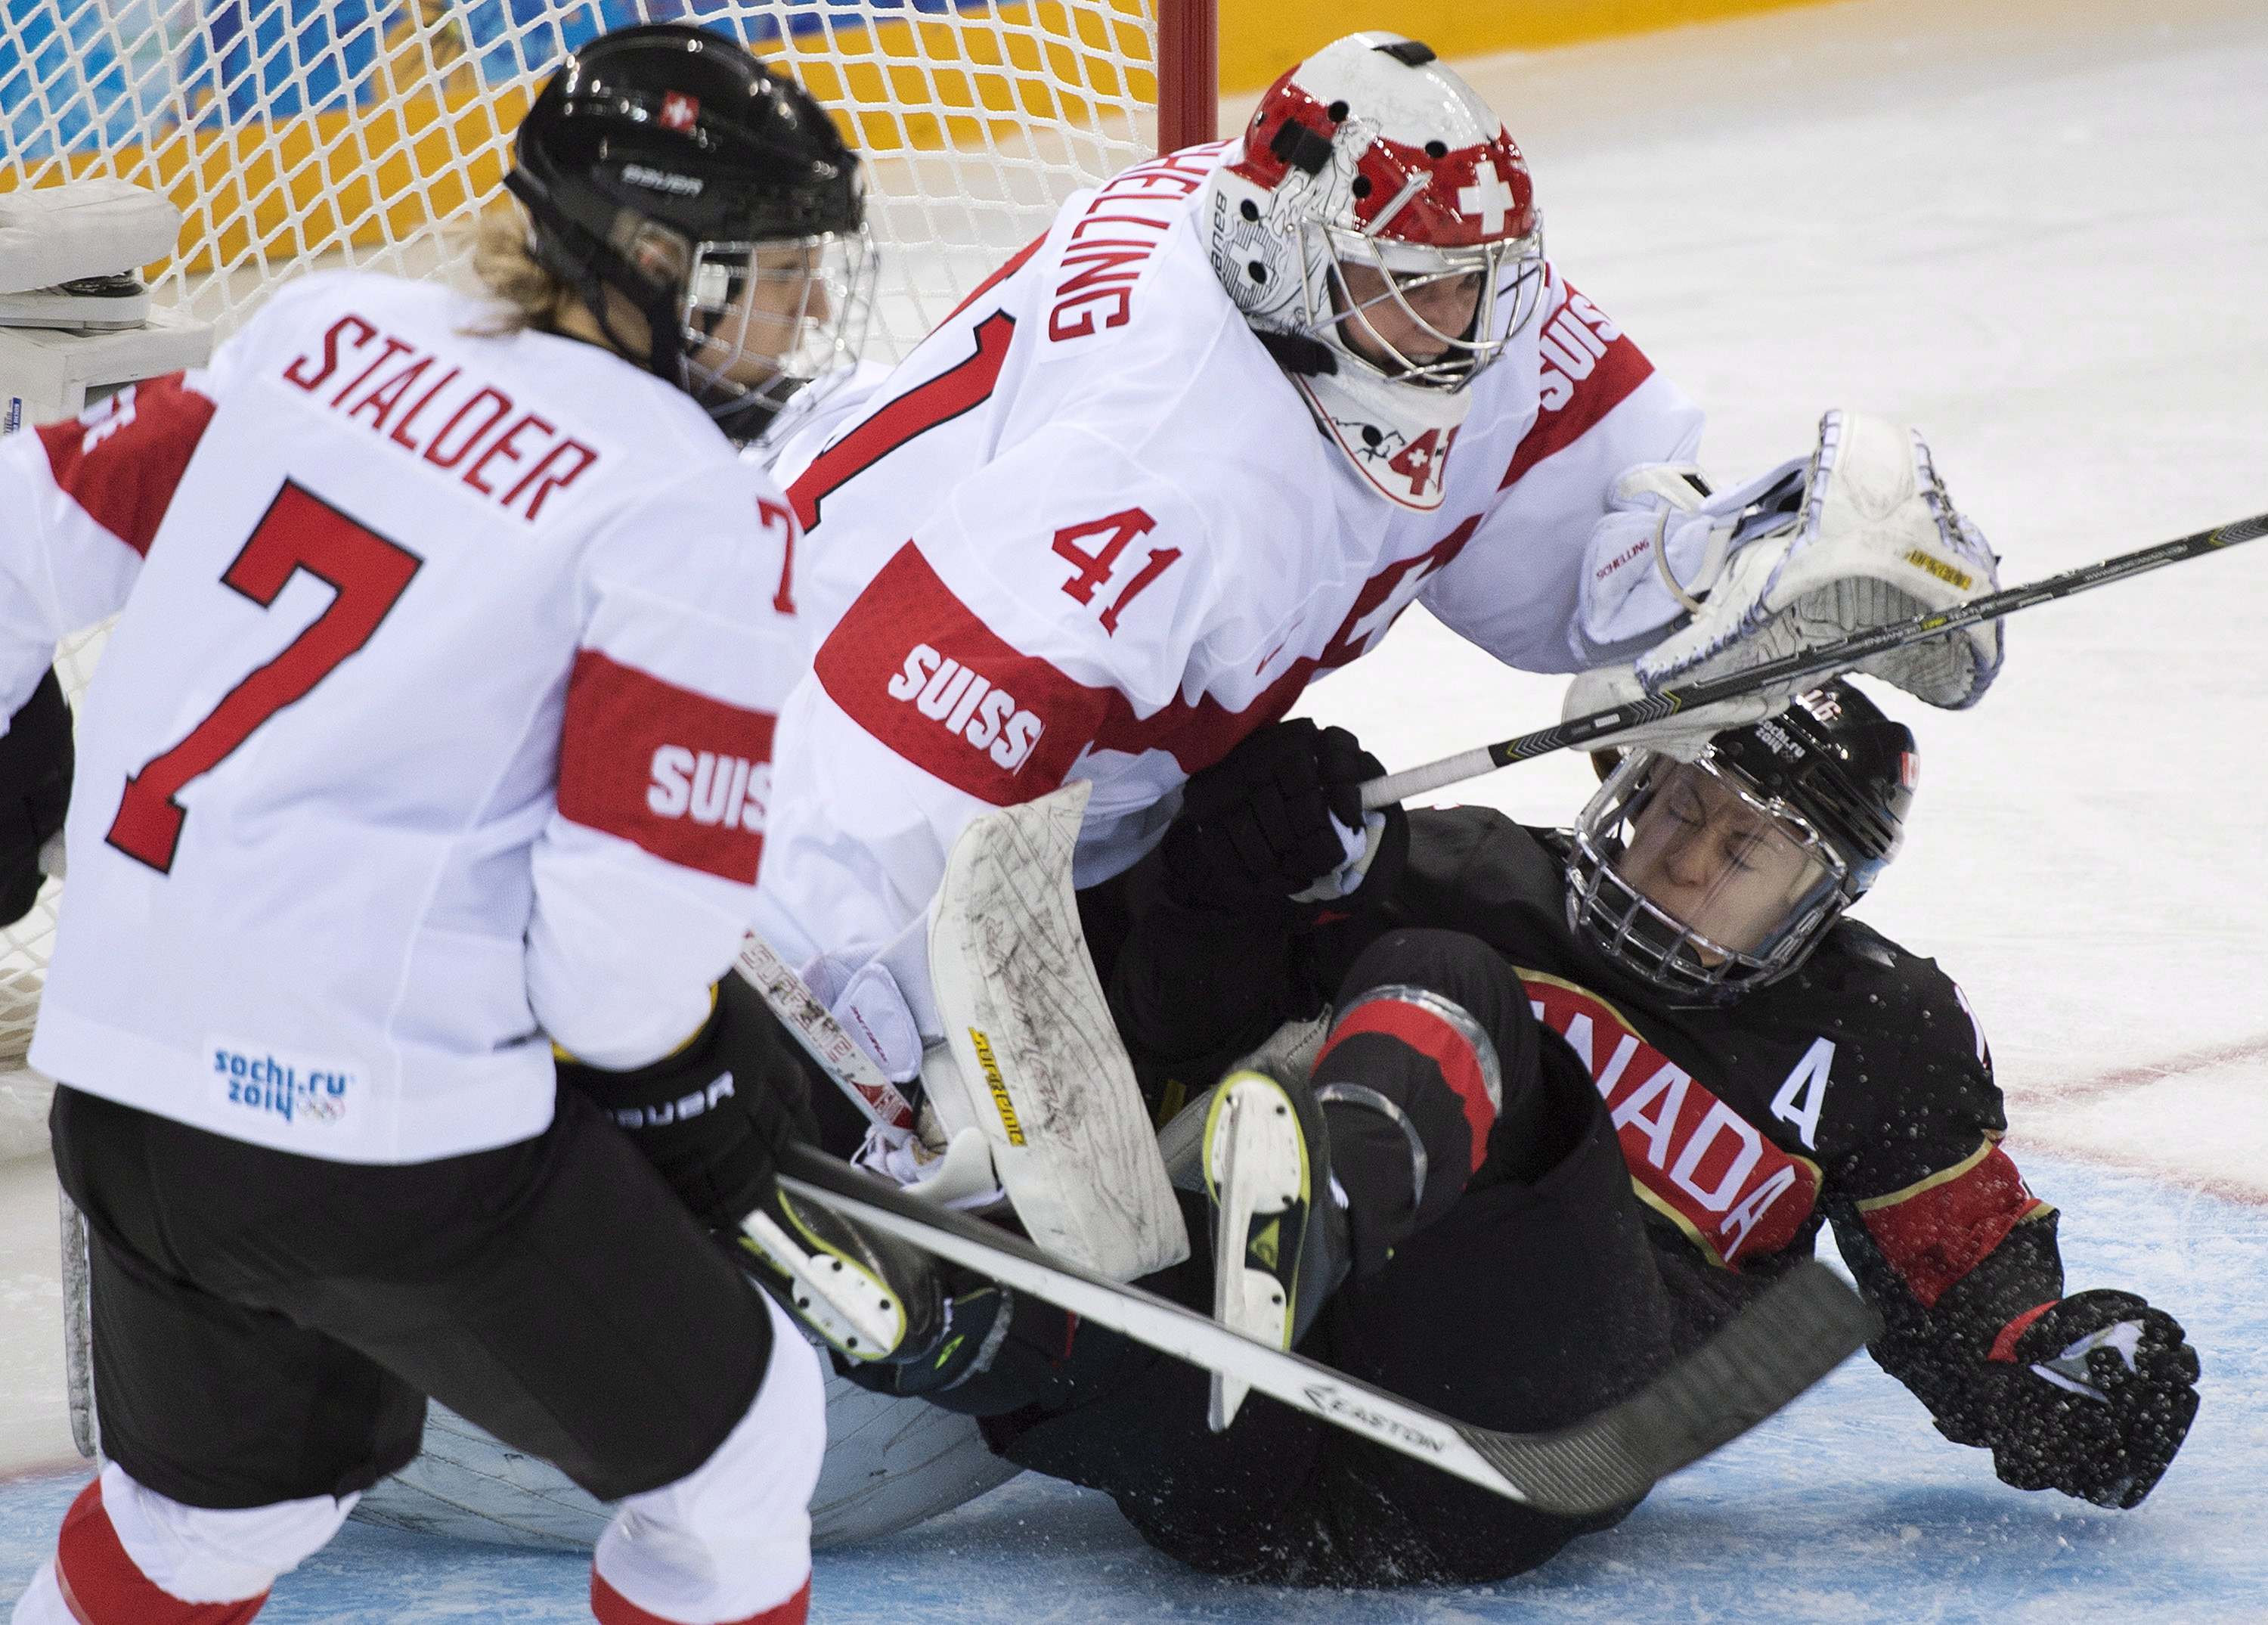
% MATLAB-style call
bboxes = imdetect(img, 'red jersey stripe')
[37,375,217,560]
[813,544,1110,805]
[1857,1143,2049,1308]
[556,650,776,883]
[815,544,1328,805]
[1500,284,1654,490]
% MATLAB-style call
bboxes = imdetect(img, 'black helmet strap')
[504,168,687,389]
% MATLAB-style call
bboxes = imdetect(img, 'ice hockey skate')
[741,1178,950,1366]
[1197,1016,1346,1430]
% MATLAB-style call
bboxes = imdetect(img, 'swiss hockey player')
[744,33,2006,1248]
[857,686,2200,1586]
[0,26,877,1625]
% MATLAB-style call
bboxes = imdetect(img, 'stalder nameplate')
[928,781,1188,1279]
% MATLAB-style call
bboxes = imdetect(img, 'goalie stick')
[775,1139,1877,1517]
[1362,509,2268,809]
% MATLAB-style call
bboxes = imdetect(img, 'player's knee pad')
[1314,928,1600,1269]
[1321,935,1512,1180]
[1326,927,1588,1191]
[592,1292,824,1625]
[1334,927,1528,1045]
[47,1463,352,1622]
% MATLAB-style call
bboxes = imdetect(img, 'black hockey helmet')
[505,23,870,437]
[1565,681,1918,1002]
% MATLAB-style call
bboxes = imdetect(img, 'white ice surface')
[2,0,2265,1612]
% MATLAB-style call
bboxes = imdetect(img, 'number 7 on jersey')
[107,482,423,874]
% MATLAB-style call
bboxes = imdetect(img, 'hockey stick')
[734,934,915,1130]
[1361,510,2268,809]
[736,941,1875,1512]
[777,1140,1877,1517]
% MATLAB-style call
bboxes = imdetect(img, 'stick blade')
[1461,1261,1879,1516]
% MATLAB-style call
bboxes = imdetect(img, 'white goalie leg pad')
[1635,411,2003,709]
[926,780,1188,1280]
[593,1292,824,1623]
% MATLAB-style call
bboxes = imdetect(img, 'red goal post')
[1157,0,1219,153]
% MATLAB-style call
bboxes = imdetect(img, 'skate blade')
[1204,1075,1307,1431]
[740,1207,907,1361]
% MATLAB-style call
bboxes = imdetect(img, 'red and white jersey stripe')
[0,272,805,1163]
[750,141,1703,1000]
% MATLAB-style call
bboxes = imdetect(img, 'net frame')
[2,0,1210,349]
[0,0,1216,1069]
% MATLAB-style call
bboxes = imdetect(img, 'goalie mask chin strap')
[1253,328,1339,376]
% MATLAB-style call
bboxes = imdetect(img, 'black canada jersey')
[1105,802,2071,1438]
[1374,807,2051,1292]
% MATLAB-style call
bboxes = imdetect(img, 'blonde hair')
[469,199,572,337]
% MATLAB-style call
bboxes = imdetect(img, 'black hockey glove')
[1944,1289,2200,1509]
[559,972,818,1232]
[1161,718,1404,916]
[0,669,73,929]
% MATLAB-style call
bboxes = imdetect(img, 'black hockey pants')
[959,929,1688,1586]
[51,1082,773,1510]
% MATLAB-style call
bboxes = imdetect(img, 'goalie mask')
[1203,33,1545,510]
[507,23,873,442]
[1566,682,1917,1003]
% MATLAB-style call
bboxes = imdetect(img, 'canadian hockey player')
[856,688,2200,1586]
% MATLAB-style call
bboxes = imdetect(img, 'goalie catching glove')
[1940,1289,2201,1509]
[559,974,947,1367]
[1579,406,2005,721]
[1642,408,1996,708]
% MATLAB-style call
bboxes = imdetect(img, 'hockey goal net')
[0,0,1216,1071]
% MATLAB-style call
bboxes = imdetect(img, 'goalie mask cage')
[0,0,1217,1066]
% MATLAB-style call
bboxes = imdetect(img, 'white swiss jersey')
[751,140,1702,1011]
[0,272,807,1163]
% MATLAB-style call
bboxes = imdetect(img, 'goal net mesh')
[0,0,1173,1068]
